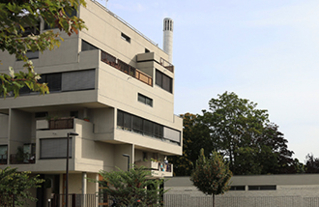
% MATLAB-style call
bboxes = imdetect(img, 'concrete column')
[82,172,87,207]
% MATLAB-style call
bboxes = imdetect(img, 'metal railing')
[10,154,35,164]
[0,154,7,164]
[160,57,174,73]
[49,118,74,130]
[101,51,153,86]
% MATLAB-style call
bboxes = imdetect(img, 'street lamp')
[122,154,130,171]
[66,132,78,207]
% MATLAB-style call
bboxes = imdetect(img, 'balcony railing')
[160,57,174,73]
[135,160,173,175]
[49,118,74,130]
[0,155,7,165]
[101,51,153,86]
[10,154,35,164]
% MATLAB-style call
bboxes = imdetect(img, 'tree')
[0,0,87,98]
[191,149,232,207]
[207,91,269,173]
[171,92,298,175]
[168,113,211,176]
[95,166,166,207]
[0,167,44,206]
[305,153,319,173]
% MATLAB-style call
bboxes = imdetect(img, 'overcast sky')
[97,0,319,163]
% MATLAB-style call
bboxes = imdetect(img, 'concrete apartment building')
[0,1,182,206]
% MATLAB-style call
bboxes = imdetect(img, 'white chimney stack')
[163,18,174,63]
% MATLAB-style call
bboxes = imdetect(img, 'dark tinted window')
[155,70,172,93]
[248,185,276,191]
[138,93,152,107]
[230,186,245,191]
[82,40,98,51]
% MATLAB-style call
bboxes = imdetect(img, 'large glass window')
[40,138,72,159]
[132,116,143,134]
[155,70,172,93]
[117,110,180,144]
[39,73,62,92]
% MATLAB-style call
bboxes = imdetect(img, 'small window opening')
[121,33,131,43]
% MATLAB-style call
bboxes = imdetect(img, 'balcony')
[160,57,174,73]
[36,118,74,130]
[0,155,7,165]
[10,153,35,164]
[49,118,74,130]
[135,160,173,177]
[101,51,152,86]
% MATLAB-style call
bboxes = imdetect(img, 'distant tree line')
[169,91,316,176]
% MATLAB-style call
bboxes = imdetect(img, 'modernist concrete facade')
[165,175,319,207]
[0,1,182,206]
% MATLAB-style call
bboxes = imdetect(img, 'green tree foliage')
[96,166,166,207]
[206,91,269,173]
[207,92,298,174]
[170,92,300,175]
[305,153,319,173]
[191,149,232,207]
[0,0,87,98]
[168,113,211,176]
[0,167,44,206]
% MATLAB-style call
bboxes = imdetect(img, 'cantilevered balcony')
[36,118,74,130]
[101,50,153,86]
[135,160,173,177]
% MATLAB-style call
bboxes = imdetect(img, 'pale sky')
[97,0,319,163]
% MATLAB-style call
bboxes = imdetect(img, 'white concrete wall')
[0,114,9,145]
[164,176,319,207]
[9,109,32,155]
[113,144,134,171]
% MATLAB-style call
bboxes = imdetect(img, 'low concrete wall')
[164,176,319,207]
[164,194,319,207]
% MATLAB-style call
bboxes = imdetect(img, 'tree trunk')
[213,194,215,207]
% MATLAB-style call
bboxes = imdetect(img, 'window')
[82,40,98,51]
[248,185,276,191]
[0,145,8,164]
[70,111,79,118]
[138,93,153,107]
[17,50,39,61]
[132,116,143,134]
[230,186,245,191]
[121,33,131,43]
[26,51,39,59]
[35,112,48,118]
[40,138,72,159]
[155,70,172,93]
[39,73,62,92]
[163,127,180,143]
[117,110,180,144]
[145,48,150,53]
[21,25,40,37]
[44,22,58,30]
[62,69,95,91]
